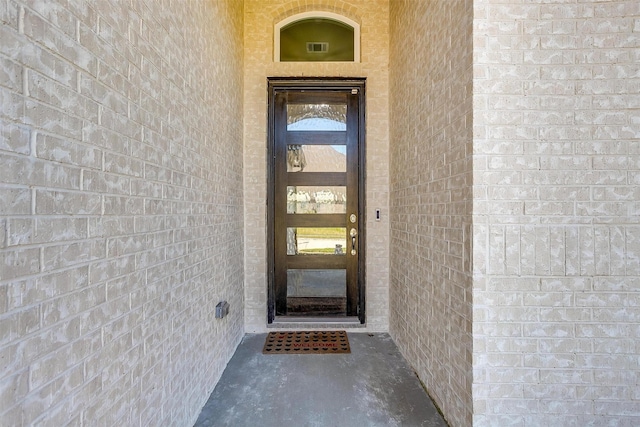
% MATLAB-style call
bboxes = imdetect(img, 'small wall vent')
[306,42,329,53]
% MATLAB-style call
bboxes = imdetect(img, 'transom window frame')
[274,11,361,63]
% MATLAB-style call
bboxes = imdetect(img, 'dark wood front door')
[268,79,365,322]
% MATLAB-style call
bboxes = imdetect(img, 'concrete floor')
[194,333,448,427]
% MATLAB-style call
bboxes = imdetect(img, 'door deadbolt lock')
[350,214,357,223]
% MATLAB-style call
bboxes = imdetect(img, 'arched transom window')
[275,12,360,62]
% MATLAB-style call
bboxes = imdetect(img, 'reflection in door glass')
[286,227,346,255]
[287,104,346,131]
[287,145,346,172]
[287,269,346,297]
[287,186,346,214]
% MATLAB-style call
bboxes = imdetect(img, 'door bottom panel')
[287,297,346,316]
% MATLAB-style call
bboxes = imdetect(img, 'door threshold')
[269,316,365,329]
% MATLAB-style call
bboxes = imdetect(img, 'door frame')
[266,77,366,324]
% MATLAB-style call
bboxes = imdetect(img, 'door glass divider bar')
[287,255,347,269]
[286,132,346,145]
[286,214,345,227]
[285,92,347,103]
[287,172,346,186]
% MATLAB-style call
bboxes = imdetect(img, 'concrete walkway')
[194,333,448,427]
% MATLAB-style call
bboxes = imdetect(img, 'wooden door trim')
[267,77,366,324]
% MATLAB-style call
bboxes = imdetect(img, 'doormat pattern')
[262,331,350,354]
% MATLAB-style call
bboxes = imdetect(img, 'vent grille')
[306,42,329,53]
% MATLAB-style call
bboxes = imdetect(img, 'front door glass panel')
[287,269,346,297]
[286,227,347,255]
[286,145,346,172]
[287,186,347,214]
[287,104,346,131]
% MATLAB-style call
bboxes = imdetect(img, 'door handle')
[350,228,357,255]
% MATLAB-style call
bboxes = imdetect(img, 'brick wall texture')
[243,0,390,332]
[389,1,474,426]
[0,0,244,425]
[473,1,640,426]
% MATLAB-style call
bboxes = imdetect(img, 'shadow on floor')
[194,333,448,427]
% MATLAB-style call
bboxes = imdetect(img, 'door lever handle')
[350,228,357,255]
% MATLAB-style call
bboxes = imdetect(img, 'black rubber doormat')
[262,331,351,354]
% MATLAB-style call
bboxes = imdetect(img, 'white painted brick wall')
[474,0,640,425]
[389,1,474,426]
[0,0,244,425]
